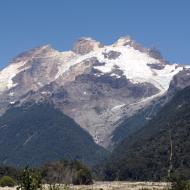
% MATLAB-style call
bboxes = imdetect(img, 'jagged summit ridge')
[0,35,186,105]
[113,35,134,46]
[11,45,57,63]
[0,35,186,98]
[72,37,103,55]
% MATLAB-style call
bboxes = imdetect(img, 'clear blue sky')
[0,0,190,69]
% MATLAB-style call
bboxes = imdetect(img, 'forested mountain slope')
[0,102,107,167]
[101,86,190,181]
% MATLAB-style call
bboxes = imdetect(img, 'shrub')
[42,160,93,185]
[171,180,190,190]
[72,168,93,185]
[0,176,16,187]
[17,167,42,190]
[170,175,190,190]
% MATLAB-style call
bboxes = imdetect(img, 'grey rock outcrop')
[73,37,103,55]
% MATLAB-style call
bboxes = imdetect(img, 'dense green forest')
[100,86,190,181]
[0,102,108,167]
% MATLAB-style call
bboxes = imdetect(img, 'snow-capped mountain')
[0,36,189,148]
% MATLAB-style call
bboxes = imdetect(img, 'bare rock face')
[103,51,121,59]
[147,63,165,70]
[168,68,190,95]
[148,47,163,60]
[0,45,75,115]
[113,36,146,52]
[72,37,103,55]
[51,62,160,147]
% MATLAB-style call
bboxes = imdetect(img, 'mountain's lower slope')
[101,86,190,181]
[110,100,162,149]
[0,103,107,167]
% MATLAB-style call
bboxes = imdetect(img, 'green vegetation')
[169,176,190,190]
[0,161,93,187]
[0,165,20,181]
[0,102,108,167]
[0,175,16,187]
[100,86,190,181]
[17,167,42,190]
[72,167,93,185]
[42,160,93,185]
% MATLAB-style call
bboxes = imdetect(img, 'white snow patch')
[111,104,125,111]
[0,61,30,93]
[40,91,50,95]
[54,45,184,98]
[94,73,101,77]
[9,92,14,96]
[93,46,183,94]
[113,36,132,46]
[110,73,121,78]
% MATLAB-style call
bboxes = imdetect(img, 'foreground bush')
[168,174,190,190]
[0,165,21,181]
[0,176,16,187]
[42,160,93,185]
[72,167,93,185]
[17,167,42,190]
[171,178,190,190]
[71,161,93,185]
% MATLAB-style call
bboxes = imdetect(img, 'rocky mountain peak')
[113,36,147,53]
[11,44,58,63]
[113,35,133,46]
[72,37,103,55]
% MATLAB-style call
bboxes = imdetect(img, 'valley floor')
[0,181,170,190]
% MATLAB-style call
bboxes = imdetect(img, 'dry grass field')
[0,181,170,190]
